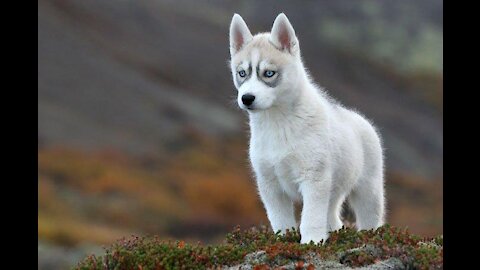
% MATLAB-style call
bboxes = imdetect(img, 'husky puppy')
[228,13,385,244]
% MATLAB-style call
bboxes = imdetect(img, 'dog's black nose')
[242,94,255,106]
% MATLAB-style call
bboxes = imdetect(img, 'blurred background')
[38,0,442,269]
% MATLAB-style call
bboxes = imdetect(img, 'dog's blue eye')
[238,70,246,78]
[264,70,276,78]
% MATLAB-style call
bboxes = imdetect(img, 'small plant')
[75,224,443,270]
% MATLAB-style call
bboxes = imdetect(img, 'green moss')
[74,225,443,270]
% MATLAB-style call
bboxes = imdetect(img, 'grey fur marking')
[237,63,281,88]
[257,66,281,88]
[236,65,252,87]
[260,72,281,88]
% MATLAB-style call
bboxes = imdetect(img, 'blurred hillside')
[39,0,442,178]
[38,0,442,269]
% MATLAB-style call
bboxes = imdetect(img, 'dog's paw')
[300,231,328,244]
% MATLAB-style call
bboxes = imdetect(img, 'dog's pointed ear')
[229,14,253,56]
[269,13,298,54]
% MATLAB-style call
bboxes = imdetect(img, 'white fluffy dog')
[228,13,385,244]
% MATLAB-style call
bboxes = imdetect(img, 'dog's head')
[229,13,304,111]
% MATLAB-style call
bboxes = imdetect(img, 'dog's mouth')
[239,104,255,111]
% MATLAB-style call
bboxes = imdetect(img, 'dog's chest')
[250,129,306,201]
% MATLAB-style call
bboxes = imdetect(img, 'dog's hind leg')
[348,172,385,230]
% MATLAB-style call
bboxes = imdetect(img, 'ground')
[74,224,443,270]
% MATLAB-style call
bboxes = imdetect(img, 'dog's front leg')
[299,171,331,244]
[257,174,297,234]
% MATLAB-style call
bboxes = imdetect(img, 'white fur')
[229,13,385,244]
